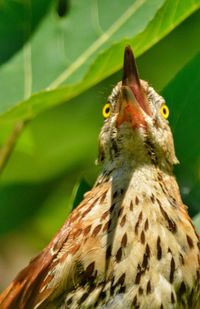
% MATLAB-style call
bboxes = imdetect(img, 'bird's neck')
[96,160,181,208]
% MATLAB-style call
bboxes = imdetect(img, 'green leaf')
[137,9,200,90]
[86,0,200,91]
[0,9,198,184]
[0,0,165,117]
[163,52,200,217]
[0,0,51,65]
[1,85,101,182]
[1,0,199,123]
[0,10,199,188]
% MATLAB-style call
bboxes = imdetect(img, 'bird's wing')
[0,217,72,309]
[0,182,109,309]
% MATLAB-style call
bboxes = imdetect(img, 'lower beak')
[116,86,146,128]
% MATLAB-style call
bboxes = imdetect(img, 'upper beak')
[121,46,151,117]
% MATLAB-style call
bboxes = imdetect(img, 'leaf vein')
[48,0,147,90]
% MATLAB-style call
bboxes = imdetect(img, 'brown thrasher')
[0,46,199,309]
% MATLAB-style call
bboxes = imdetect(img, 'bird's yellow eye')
[102,103,111,118]
[160,104,169,119]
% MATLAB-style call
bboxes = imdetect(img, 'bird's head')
[98,46,178,172]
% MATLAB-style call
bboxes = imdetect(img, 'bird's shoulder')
[0,181,110,309]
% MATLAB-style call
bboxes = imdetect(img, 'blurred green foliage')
[0,0,199,289]
[0,0,51,65]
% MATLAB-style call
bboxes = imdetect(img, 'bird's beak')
[116,46,151,128]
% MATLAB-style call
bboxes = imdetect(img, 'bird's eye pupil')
[105,107,110,114]
[163,108,167,114]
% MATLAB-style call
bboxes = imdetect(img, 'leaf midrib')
[47,0,147,90]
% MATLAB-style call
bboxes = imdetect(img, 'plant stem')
[0,121,28,175]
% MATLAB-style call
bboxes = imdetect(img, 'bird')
[0,46,199,309]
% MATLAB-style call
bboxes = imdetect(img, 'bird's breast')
[43,169,199,308]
